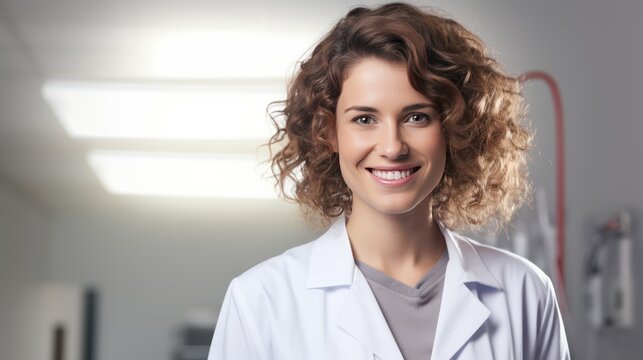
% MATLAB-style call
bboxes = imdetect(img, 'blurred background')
[0,0,641,359]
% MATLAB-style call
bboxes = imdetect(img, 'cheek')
[411,129,446,158]
[433,138,448,180]
[336,131,372,161]
[426,138,445,155]
[432,140,447,173]
[433,137,447,160]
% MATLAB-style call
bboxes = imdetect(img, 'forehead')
[337,57,432,109]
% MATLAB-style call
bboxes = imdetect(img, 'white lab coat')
[208,217,570,359]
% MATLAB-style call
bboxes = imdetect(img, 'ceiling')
[0,0,385,214]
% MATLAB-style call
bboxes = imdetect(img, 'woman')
[208,3,570,359]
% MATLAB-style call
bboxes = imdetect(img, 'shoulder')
[228,238,316,301]
[452,231,553,299]
[211,239,322,358]
[449,233,570,357]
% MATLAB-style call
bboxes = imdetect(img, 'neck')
[346,198,446,272]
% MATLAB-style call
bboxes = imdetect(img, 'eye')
[405,112,431,124]
[353,115,375,125]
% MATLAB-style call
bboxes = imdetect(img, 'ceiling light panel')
[88,150,277,199]
[43,81,285,140]
[143,30,315,79]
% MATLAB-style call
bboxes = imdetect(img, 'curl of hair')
[268,2,533,231]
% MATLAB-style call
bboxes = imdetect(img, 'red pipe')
[518,71,567,310]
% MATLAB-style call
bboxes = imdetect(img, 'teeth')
[372,169,413,181]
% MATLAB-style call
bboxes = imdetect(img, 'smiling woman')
[208,3,570,359]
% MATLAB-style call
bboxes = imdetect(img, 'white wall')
[47,202,317,360]
[0,177,48,360]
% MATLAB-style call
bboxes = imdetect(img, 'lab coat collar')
[306,216,356,289]
[306,215,502,291]
[436,220,503,290]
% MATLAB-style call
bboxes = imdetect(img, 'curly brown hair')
[268,2,532,231]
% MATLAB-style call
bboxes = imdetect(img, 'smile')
[367,166,421,186]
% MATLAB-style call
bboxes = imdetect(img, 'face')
[333,57,446,217]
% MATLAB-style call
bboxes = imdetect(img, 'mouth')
[367,166,421,181]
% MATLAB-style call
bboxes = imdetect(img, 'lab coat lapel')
[336,269,405,360]
[307,217,404,360]
[432,269,491,359]
[432,222,502,359]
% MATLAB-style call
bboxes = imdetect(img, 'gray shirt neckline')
[355,251,448,299]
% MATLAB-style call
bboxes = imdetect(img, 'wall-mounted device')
[586,211,635,328]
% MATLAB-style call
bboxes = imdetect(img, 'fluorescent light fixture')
[43,81,285,140]
[143,30,315,79]
[88,150,277,199]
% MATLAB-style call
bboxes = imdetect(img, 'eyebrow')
[343,102,436,114]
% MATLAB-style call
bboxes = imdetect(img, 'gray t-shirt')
[355,252,448,360]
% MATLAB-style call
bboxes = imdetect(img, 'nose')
[377,123,408,160]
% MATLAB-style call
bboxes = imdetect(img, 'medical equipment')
[586,211,635,328]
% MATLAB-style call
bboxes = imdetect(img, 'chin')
[370,197,427,216]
